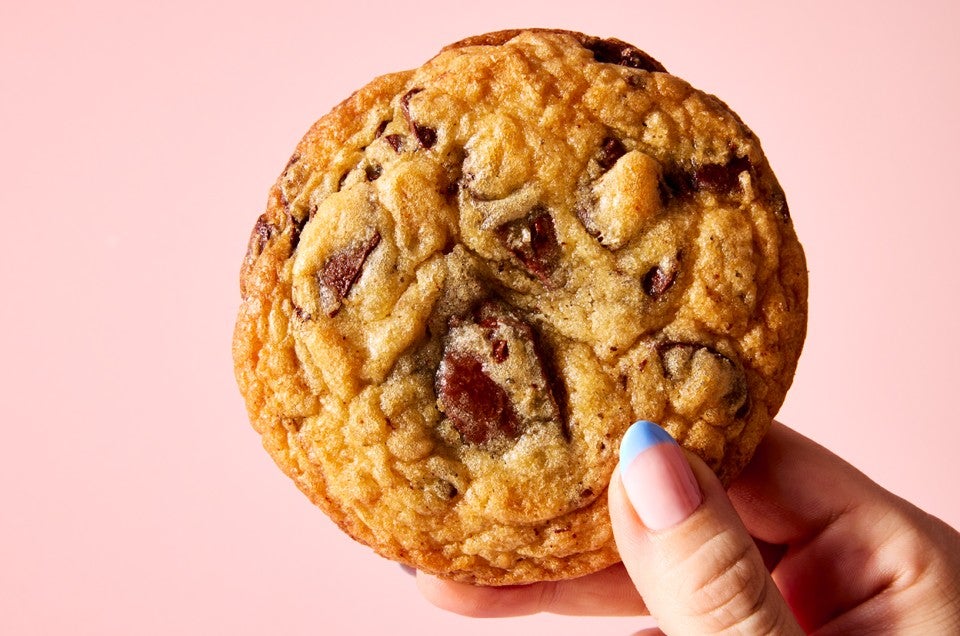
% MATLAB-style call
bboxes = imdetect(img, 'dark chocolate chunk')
[657,342,748,416]
[693,156,753,195]
[492,339,509,363]
[384,134,404,152]
[437,301,567,446]
[765,183,791,222]
[413,124,437,149]
[317,231,381,316]
[641,257,679,300]
[399,88,437,149]
[365,163,383,181]
[287,210,308,253]
[596,136,626,171]
[659,167,694,202]
[293,304,312,321]
[584,37,667,72]
[497,208,561,285]
[436,352,521,445]
[248,214,277,260]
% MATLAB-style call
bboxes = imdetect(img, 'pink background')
[3,1,958,634]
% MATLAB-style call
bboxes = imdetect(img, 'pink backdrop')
[3,1,958,634]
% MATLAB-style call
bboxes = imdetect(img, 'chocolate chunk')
[492,339,509,363]
[413,124,437,149]
[693,156,753,195]
[659,168,694,202]
[248,214,277,260]
[384,134,404,152]
[444,481,459,498]
[293,304,312,321]
[497,208,561,285]
[437,302,566,446]
[657,342,748,416]
[575,204,601,240]
[374,120,389,138]
[596,137,626,171]
[766,183,791,222]
[287,210,308,253]
[584,37,667,72]
[534,336,571,442]
[641,257,679,299]
[436,352,521,445]
[400,87,423,112]
[365,163,383,181]
[734,396,751,419]
[399,88,437,149]
[317,231,381,316]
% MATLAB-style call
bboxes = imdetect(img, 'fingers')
[610,420,803,635]
[415,563,648,617]
[729,422,959,632]
[728,421,878,545]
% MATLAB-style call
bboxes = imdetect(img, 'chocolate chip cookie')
[232,29,807,585]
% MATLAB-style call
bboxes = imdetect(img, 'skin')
[416,422,960,634]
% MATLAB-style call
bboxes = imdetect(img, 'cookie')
[232,29,807,585]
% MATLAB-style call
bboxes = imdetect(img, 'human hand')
[415,421,960,634]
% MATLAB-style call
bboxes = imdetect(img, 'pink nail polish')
[619,420,702,531]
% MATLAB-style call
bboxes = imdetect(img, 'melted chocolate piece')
[287,211,308,253]
[436,352,521,445]
[492,339,509,363]
[641,258,679,299]
[248,214,277,260]
[437,302,567,446]
[596,137,626,171]
[365,164,383,181]
[497,209,561,285]
[657,342,748,415]
[317,231,381,316]
[413,124,437,149]
[693,156,753,195]
[584,37,667,72]
[399,88,437,149]
[384,134,404,152]
[658,167,693,202]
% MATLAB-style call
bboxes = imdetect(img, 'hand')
[415,421,960,634]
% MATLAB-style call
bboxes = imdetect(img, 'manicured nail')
[619,420,702,531]
[399,564,416,576]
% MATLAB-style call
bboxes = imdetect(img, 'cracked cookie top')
[233,29,807,585]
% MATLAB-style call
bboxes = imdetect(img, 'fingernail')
[619,420,702,531]
[399,564,416,576]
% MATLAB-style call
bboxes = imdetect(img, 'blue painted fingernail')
[619,420,677,473]
[618,420,701,530]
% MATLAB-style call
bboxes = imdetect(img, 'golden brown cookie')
[232,29,807,585]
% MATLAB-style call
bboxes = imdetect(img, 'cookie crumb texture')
[233,29,807,585]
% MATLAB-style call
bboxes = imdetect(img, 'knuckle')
[678,528,779,633]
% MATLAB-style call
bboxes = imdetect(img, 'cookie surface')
[233,29,807,585]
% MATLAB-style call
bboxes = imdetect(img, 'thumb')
[610,420,802,635]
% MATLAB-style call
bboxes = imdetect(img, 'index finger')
[728,421,880,545]
[415,562,648,617]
